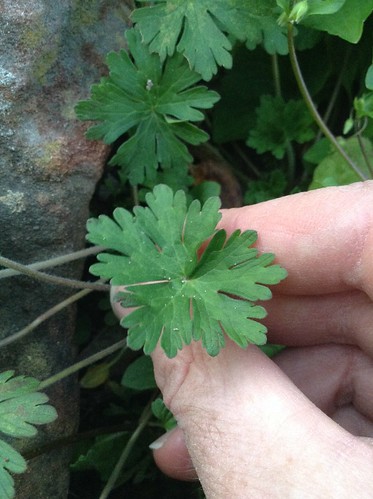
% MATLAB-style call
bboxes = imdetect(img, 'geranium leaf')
[87,184,287,358]
[76,28,219,184]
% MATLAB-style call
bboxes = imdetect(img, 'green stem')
[0,246,105,279]
[271,53,282,97]
[39,339,127,390]
[232,142,260,178]
[357,132,373,178]
[132,184,139,206]
[271,53,295,185]
[287,22,367,181]
[0,255,110,291]
[0,288,93,349]
[98,401,154,499]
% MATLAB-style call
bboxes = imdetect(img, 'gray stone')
[0,1,130,496]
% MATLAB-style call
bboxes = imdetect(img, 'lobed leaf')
[0,439,26,499]
[247,95,316,159]
[76,28,219,184]
[87,184,287,358]
[133,0,287,81]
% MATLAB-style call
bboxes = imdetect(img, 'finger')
[274,344,373,435]
[150,343,373,482]
[150,427,197,481]
[219,181,373,297]
[151,339,373,496]
[263,289,373,356]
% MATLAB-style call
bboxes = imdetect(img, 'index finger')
[219,181,373,297]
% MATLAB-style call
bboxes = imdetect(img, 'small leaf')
[0,393,57,438]
[354,93,373,119]
[0,439,27,499]
[247,95,315,159]
[305,0,346,17]
[151,398,176,431]
[0,372,57,439]
[80,363,111,389]
[0,371,39,403]
[121,355,157,391]
[309,137,373,189]
[71,433,130,481]
[302,0,373,43]
[76,28,219,184]
[133,1,287,80]
[366,65,373,90]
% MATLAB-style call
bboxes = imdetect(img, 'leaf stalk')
[287,22,367,181]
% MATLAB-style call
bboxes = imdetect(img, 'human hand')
[112,181,373,497]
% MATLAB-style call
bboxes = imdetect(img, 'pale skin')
[112,181,373,498]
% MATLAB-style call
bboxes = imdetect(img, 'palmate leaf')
[0,439,26,499]
[87,185,287,358]
[0,371,57,498]
[76,28,219,184]
[0,371,57,438]
[132,0,287,81]
[247,95,316,159]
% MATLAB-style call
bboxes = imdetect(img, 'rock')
[0,1,129,496]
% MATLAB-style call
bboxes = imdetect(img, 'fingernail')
[149,432,170,450]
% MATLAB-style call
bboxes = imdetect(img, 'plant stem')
[357,132,373,178]
[0,246,105,279]
[231,142,260,178]
[0,288,93,349]
[271,53,295,185]
[271,53,282,97]
[315,46,351,142]
[98,401,154,499]
[132,184,139,206]
[39,339,127,390]
[0,255,110,291]
[287,22,368,181]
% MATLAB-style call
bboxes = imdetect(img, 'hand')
[112,181,373,497]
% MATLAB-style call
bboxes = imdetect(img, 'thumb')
[151,340,372,497]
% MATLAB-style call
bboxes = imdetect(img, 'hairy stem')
[0,288,93,349]
[39,339,127,390]
[0,255,110,291]
[99,401,154,499]
[287,22,367,181]
[0,246,105,279]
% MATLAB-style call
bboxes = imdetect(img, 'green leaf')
[87,184,287,358]
[121,355,157,391]
[0,371,57,438]
[71,433,130,481]
[76,28,219,184]
[366,65,373,90]
[132,1,287,81]
[151,398,176,431]
[0,439,26,499]
[306,0,346,16]
[309,136,373,189]
[80,363,111,389]
[286,0,346,23]
[244,169,287,205]
[302,0,373,43]
[354,93,373,119]
[247,95,316,159]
